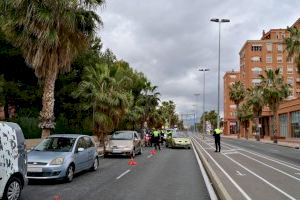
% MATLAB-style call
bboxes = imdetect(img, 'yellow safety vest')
[153,131,160,137]
[214,128,222,134]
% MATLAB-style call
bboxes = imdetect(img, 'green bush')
[15,117,41,139]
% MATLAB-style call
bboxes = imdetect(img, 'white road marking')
[147,155,153,158]
[192,137,252,200]
[221,142,300,171]
[236,171,246,176]
[223,154,297,200]
[238,152,300,182]
[191,141,218,200]
[116,169,131,180]
[223,151,239,155]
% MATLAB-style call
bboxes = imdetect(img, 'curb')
[192,139,232,200]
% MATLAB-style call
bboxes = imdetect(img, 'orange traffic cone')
[128,157,137,166]
[150,149,157,155]
[54,195,60,200]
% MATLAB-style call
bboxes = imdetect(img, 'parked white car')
[0,122,27,200]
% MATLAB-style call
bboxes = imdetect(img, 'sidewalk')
[223,134,300,149]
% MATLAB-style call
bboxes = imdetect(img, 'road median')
[192,138,232,200]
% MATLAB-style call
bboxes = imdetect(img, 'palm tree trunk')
[236,104,240,139]
[40,70,57,138]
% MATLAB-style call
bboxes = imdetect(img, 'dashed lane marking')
[116,169,131,180]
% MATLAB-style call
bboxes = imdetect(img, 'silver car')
[27,134,99,182]
[0,122,27,200]
[105,131,142,158]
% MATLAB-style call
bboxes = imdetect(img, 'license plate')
[27,167,43,172]
[112,149,122,153]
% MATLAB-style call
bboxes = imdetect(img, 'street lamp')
[198,68,209,139]
[210,18,230,129]
[194,93,200,132]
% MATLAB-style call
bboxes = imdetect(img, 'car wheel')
[91,158,99,171]
[3,176,22,200]
[65,165,74,182]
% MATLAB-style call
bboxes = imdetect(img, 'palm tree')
[229,81,246,138]
[0,0,104,138]
[285,26,300,71]
[259,69,290,142]
[73,63,132,148]
[246,85,264,139]
[237,102,253,139]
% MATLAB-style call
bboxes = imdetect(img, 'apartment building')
[223,70,240,135]
[223,18,300,139]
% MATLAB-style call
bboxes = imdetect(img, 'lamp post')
[210,18,230,129]
[194,93,200,132]
[198,68,209,139]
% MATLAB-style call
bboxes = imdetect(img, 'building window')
[251,56,262,62]
[251,45,262,51]
[291,111,300,138]
[266,55,272,63]
[277,44,283,52]
[287,56,293,63]
[252,78,261,86]
[287,66,293,74]
[279,114,288,137]
[230,105,236,109]
[266,66,273,71]
[277,55,283,63]
[287,77,294,85]
[266,43,272,52]
[252,67,262,76]
[229,75,237,79]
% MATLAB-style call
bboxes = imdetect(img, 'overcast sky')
[98,0,300,120]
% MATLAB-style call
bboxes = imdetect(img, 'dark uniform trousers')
[214,134,221,152]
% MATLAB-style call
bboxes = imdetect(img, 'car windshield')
[173,133,187,138]
[34,137,76,152]
[111,132,133,140]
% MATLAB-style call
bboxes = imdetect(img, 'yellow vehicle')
[168,131,191,149]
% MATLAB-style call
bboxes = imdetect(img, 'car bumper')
[173,143,191,148]
[105,149,132,156]
[26,165,67,179]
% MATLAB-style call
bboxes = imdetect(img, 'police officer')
[152,129,161,150]
[213,128,222,152]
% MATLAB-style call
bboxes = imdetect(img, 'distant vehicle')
[167,132,191,149]
[27,134,99,182]
[105,131,142,158]
[0,122,27,200]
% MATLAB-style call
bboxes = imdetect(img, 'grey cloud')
[99,0,300,117]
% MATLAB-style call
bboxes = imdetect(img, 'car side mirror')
[78,147,84,152]
[134,138,138,141]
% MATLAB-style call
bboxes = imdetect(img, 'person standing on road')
[152,129,161,150]
[213,128,222,152]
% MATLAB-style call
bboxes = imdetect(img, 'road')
[191,134,300,200]
[21,146,210,200]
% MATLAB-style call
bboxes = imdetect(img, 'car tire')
[65,165,74,183]
[3,176,22,200]
[90,157,99,171]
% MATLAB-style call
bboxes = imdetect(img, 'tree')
[229,81,246,138]
[285,27,300,71]
[237,102,253,139]
[73,63,132,148]
[246,85,264,138]
[1,0,104,138]
[259,69,290,141]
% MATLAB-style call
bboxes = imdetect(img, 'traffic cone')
[150,149,157,155]
[128,157,137,166]
[54,195,60,200]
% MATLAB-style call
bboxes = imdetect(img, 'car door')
[133,132,140,152]
[83,137,95,169]
[74,137,89,172]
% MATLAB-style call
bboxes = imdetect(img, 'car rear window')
[111,132,133,140]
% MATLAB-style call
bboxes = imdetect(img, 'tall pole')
[210,18,230,129]
[199,68,209,139]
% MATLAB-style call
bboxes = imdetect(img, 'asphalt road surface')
[21,146,210,200]
[191,134,300,200]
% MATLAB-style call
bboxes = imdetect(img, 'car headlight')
[50,157,64,165]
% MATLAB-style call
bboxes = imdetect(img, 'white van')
[0,122,27,200]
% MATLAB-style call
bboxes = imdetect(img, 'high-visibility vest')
[214,128,222,134]
[153,131,160,137]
